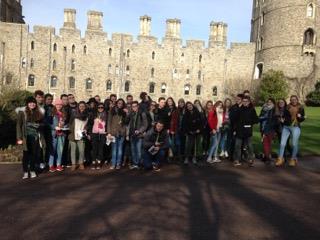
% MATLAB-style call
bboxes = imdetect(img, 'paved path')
[0,158,320,240]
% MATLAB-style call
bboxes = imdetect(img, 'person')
[143,121,169,171]
[183,102,202,165]
[175,99,186,162]
[34,90,45,111]
[157,97,170,130]
[167,97,178,161]
[87,102,107,170]
[207,101,225,163]
[16,96,45,179]
[275,95,305,167]
[85,98,97,165]
[146,101,158,130]
[94,95,101,103]
[232,96,259,167]
[68,101,88,171]
[139,92,151,113]
[220,98,232,158]
[127,101,148,169]
[194,100,206,159]
[107,99,128,169]
[259,98,278,164]
[126,94,133,105]
[48,99,68,172]
[43,93,54,167]
[68,94,78,118]
[203,101,214,155]
[60,94,71,168]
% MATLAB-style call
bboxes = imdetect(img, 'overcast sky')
[23,0,253,45]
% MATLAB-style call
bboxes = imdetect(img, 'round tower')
[251,0,320,98]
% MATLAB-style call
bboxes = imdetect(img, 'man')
[68,94,77,119]
[143,121,169,171]
[157,97,170,130]
[139,92,150,113]
[44,93,54,166]
[110,94,117,104]
[34,90,45,110]
[94,95,101,103]
[127,101,148,169]
[126,94,133,105]
[232,96,259,167]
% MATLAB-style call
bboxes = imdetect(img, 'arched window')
[198,70,201,80]
[126,65,130,75]
[115,65,119,75]
[126,49,130,58]
[186,69,190,79]
[86,78,93,90]
[254,63,264,79]
[108,64,112,74]
[212,86,218,96]
[21,57,26,68]
[109,48,112,56]
[258,37,263,50]
[124,81,130,92]
[151,68,155,78]
[31,41,35,50]
[72,44,75,53]
[161,83,167,94]
[149,82,155,94]
[69,76,75,89]
[307,3,314,18]
[52,60,57,70]
[260,12,265,26]
[196,85,201,95]
[83,45,87,55]
[30,58,34,68]
[184,85,191,95]
[304,28,315,45]
[50,76,58,88]
[106,80,112,91]
[199,54,202,63]
[53,43,57,52]
[71,59,76,71]
[28,74,35,86]
[152,51,155,60]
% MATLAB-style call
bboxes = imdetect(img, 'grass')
[252,107,320,156]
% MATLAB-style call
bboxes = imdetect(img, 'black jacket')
[128,110,148,138]
[143,127,169,150]
[234,106,259,138]
[182,109,202,135]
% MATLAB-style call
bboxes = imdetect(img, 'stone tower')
[250,0,320,98]
[209,21,228,47]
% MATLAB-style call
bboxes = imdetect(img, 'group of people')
[16,89,305,179]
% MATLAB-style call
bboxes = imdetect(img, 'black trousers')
[91,133,106,162]
[22,135,40,172]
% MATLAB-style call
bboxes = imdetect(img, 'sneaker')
[22,172,29,179]
[213,157,222,163]
[79,164,85,170]
[91,161,96,170]
[39,163,46,170]
[96,163,101,170]
[275,157,285,167]
[219,151,225,158]
[49,166,56,172]
[207,158,214,164]
[30,171,37,178]
[116,165,121,170]
[66,164,72,168]
[288,158,297,167]
[109,165,115,170]
[225,151,229,158]
[56,165,63,171]
[233,161,241,167]
[192,157,198,165]
[130,165,139,170]
[184,158,189,165]
[153,165,161,172]
[248,160,254,167]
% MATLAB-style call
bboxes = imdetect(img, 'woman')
[259,98,278,164]
[107,99,128,169]
[275,95,305,167]
[182,102,202,165]
[175,99,186,162]
[194,100,206,159]
[88,102,107,170]
[68,101,88,171]
[48,99,68,172]
[146,101,158,130]
[207,101,225,163]
[16,96,44,179]
[203,101,214,155]
[220,98,232,158]
[167,97,178,160]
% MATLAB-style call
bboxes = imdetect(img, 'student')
[157,97,170,130]
[167,97,178,160]
[259,98,278,164]
[60,94,71,168]
[139,92,151,113]
[87,102,107,170]
[94,95,101,103]
[127,101,148,169]
[194,100,206,159]
[44,93,54,167]
[16,97,45,179]
[68,101,88,171]
[220,98,232,158]
[232,96,259,167]
[275,95,305,167]
[34,90,45,111]
[48,99,68,172]
[143,121,169,171]
[107,99,128,169]
[175,99,186,162]
[146,101,158,130]
[203,101,214,155]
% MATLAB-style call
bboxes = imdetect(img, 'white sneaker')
[22,172,29,179]
[39,163,46,170]
[192,157,197,165]
[225,151,229,158]
[30,171,37,178]
[184,158,189,165]
[207,158,214,164]
[213,157,222,163]
[219,151,225,158]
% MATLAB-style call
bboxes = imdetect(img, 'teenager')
[220,98,232,158]
[194,100,206,159]
[146,101,158,130]
[203,101,214,155]
[175,99,186,162]
[16,97,44,179]
[167,97,178,161]
[157,97,170,130]
[139,92,151,113]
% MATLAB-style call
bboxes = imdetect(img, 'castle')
[0,0,319,101]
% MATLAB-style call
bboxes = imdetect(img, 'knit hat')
[25,96,37,105]
[53,99,63,106]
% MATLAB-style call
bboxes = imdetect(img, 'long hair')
[74,101,88,121]
[25,104,43,122]
[166,97,177,110]
[223,98,232,112]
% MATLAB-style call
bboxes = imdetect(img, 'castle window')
[50,76,58,88]
[106,80,112,91]
[149,82,155,94]
[69,76,75,89]
[21,57,26,68]
[28,74,35,87]
[109,48,112,57]
[124,81,130,92]
[71,59,76,71]
[196,85,201,95]
[184,85,191,95]
[258,37,263,50]
[260,12,265,26]
[198,70,202,80]
[307,3,315,18]
[30,58,34,68]
[72,44,75,53]
[173,68,178,78]
[63,46,67,52]
[181,53,185,57]
[52,60,57,70]
[31,41,35,50]
[86,78,93,90]
[161,83,167,94]
[126,49,130,58]
[152,51,155,60]
[304,28,315,45]
[199,54,202,63]
[115,65,119,75]
[151,68,155,78]
[126,65,130,75]
[108,64,112,74]
[83,45,87,54]
[53,43,57,52]
[254,63,264,79]
[212,86,218,96]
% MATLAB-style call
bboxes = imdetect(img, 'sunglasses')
[98,106,104,109]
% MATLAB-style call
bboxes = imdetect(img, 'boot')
[275,157,285,167]
[288,158,297,167]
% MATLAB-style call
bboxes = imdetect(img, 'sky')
[23,0,253,45]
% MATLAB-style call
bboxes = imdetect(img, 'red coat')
[169,109,179,133]
[208,109,226,131]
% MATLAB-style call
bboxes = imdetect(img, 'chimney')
[87,11,103,31]
[63,9,76,29]
[139,15,151,36]
[165,19,181,39]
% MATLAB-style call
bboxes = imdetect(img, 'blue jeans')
[130,137,142,166]
[208,132,221,159]
[143,149,165,169]
[220,131,228,152]
[49,135,65,167]
[279,126,301,159]
[111,136,124,167]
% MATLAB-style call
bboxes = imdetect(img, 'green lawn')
[252,107,320,156]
